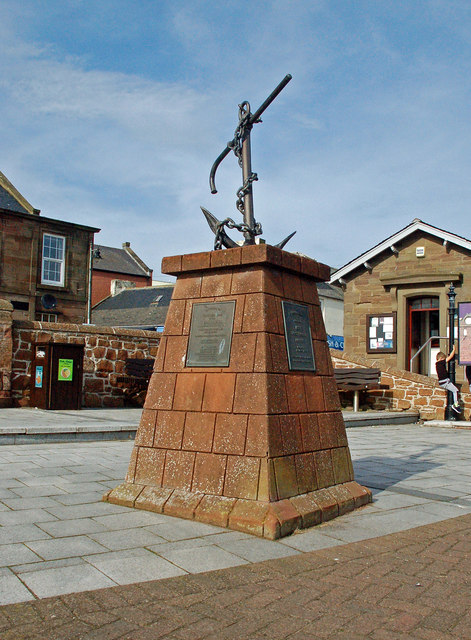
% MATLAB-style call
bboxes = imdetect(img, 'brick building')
[91,243,153,306]
[0,171,99,324]
[330,219,471,383]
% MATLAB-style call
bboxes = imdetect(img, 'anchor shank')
[241,130,255,244]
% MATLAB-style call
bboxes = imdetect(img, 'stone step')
[0,410,421,444]
[342,410,420,428]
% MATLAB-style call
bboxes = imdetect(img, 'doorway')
[30,343,84,409]
[407,297,440,375]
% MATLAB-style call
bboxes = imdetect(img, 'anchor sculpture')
[202,74,296,250]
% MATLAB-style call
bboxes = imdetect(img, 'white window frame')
[37,312,58,323]
[41,233,66,286]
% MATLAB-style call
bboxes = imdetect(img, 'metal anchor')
[202,74,296,250]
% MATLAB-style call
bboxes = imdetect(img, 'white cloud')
[1,1,471,276]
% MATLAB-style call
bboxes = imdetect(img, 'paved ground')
[0,408,142,444]
[0,408,143,429]
[1,423,471,637]
[1,513,470,639]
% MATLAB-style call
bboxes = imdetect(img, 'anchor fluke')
[275,231,296,249]
[200,207,238,249]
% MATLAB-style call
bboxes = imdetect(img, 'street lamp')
[445,283,457,420]
[87,243,102,324]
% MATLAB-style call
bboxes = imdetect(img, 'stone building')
[0,171,99,323]
[91,242,153,306]
[330,219,471,383]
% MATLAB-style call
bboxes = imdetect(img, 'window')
[409,297,439,310]
[37,313,58,322]
[11,301,29,311]
[42,234,65,286]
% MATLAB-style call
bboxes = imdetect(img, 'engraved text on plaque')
[282,301,316,371]
[186,301,235,367]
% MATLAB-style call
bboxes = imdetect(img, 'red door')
[407,297,439,374]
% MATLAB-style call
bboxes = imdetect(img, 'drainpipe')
[87,238,93,324]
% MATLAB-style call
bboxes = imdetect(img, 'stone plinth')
[104,245,371,539]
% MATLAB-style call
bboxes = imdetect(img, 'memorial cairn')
[105,75,371,539]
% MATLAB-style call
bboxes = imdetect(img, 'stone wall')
[11,320,160,408]
[0,300,13,407]
[331,349,471,420]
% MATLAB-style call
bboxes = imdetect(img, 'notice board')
[366,313,397,353]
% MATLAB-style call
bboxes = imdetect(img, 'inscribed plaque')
[282,301,316,371]
[186,301,235,367]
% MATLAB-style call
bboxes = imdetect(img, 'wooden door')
[30,343,52,409]
[49,344,84,410]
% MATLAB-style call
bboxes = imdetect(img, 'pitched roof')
[0,172,37,214]
[316,282,344,301]
[330,219,471,284]
[93,244,152,277]
[91,285,173,329]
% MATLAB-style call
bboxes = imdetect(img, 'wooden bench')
[334,368,383,412]
[116,358,154,406]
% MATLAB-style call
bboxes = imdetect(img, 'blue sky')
[2,1,471,276]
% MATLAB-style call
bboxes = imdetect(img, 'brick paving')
[1,512,470,639]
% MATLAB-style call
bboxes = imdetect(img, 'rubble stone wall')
[11,320,160,408]
[331,349,471,420]
[0,300,13,407]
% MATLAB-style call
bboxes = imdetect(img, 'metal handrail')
[409,336,448,372]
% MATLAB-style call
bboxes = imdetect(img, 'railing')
[409,336,448,372]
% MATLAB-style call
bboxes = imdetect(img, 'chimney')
[111,279,136,296]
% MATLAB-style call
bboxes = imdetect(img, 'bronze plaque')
[282,301,316,371]
[186,301,235,367]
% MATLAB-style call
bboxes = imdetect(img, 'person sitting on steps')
[435,345,462,414]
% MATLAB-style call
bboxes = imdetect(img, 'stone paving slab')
[17,563,117,600]
[82,549,187,586]
[0,424,470,611]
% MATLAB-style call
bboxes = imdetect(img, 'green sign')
[58,358,73,382]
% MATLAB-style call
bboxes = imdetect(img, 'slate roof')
[0,185,29,213]
[316,282,344,301]
[91,285,174,329]
[0,172,36,214]
[93,245,151,277]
